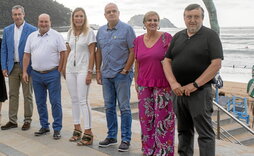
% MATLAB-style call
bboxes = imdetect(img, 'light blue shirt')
[96,20,136,78]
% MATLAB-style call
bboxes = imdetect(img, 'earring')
[157,26,160,30]
[143,26,146,30]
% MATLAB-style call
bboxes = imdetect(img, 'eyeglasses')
[146,19,159,22]
[105,10,118,15]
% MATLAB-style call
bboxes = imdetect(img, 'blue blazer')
[1,22,37,75]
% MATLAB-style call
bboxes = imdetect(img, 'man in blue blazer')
[1,5,36,131]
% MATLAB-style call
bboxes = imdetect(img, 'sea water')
[61,26,254,83]
[219,27,254,83]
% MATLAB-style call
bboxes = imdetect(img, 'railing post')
[217,107,220,139]
[215,87,220,139]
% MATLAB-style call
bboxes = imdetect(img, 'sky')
[55,0,254,28]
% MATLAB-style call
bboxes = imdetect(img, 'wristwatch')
[193,81,200,89]
[122,69,129,74]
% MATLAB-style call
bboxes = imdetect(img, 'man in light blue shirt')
[95,2,136,152]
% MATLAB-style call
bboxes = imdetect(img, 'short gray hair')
[12,5,25,14]
[184,4,204,19]
[104,3,119,13]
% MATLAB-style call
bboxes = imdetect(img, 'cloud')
[56,0,254,27]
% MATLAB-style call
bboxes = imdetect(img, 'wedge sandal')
[77,133,93,146]
[69,129,82,142]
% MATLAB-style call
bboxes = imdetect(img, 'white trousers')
[66,73,92,129]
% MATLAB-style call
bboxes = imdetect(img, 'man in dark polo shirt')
[163,4,223,156]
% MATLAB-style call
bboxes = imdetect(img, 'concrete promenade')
[0,78,254,156]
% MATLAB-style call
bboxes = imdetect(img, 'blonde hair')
[143,11,160,24]
[70,7,89,35]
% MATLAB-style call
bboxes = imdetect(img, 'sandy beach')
[220,81,252,99]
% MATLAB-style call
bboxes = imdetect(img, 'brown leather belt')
[34,66,58,74]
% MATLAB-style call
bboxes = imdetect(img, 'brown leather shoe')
[1,122,18,130]
[21,122,31,131]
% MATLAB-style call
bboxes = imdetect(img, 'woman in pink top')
[134,11,175,156]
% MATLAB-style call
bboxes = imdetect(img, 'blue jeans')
[31,69,62,131]
[102,72,133,142]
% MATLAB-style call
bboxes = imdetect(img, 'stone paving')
[0,77,254,156]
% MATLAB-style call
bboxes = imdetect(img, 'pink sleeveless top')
[134,32,172,87]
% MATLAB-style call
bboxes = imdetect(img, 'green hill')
[0,0,71,29]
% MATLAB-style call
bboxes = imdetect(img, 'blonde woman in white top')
[63,7,96,146]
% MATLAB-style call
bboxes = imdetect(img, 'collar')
[183,25,204,38]
[106,20,121,30]
[14,21,25,30]
[37,28,51,37]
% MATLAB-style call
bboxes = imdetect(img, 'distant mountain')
[128,14,176,28]
[0,0,71,29]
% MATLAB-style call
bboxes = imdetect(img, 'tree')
[0,0,71,29]
[202,0,220,35]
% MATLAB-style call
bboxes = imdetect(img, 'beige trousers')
[8,64,33,124]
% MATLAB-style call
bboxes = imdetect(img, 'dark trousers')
[173,86,215,156]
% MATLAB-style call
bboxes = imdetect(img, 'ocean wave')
[223,49,254,55]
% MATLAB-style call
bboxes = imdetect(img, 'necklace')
[74,35,79,66]
[144,33,158,48]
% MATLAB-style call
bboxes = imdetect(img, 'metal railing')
[213,100,254,141]
[212,120,242,145]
